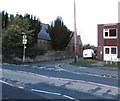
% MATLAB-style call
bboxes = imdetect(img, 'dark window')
[109,29,116,37]
[105,48,109,54]
[105,32,108,36]
[111,48,116,54]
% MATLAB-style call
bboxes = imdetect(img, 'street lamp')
[22,32,27,62]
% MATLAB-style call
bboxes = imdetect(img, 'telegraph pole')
[74,0,77,62]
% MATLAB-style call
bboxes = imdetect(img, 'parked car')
[83,49,95,59]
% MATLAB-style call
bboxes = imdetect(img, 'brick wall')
[97,24,104,61]
[104,39,117,46]
[118,23,120,58]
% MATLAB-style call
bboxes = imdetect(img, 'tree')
[2,14,34,57]
[2,11,9,28]
[24,14,42,44]
[4,12,8,28]
[30,17,41,44]
[46,17,73,51]
[83,44,94,50]
[83,44,97,53]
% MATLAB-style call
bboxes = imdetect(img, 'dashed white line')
[63,95,76,100]
[31,88,77,100]
[31,89,61,96]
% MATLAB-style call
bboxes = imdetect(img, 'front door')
[104,46,117,61]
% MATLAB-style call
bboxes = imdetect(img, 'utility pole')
[22,32,27,62]
[74,0,77,63]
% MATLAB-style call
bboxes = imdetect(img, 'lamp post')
[22,32,27,62]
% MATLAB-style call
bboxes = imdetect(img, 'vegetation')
[82,44,97,54]
[2,11,41,58]
[2,12,74,61]
[70,60,97,66]
[46,17,73,51]
[105,62,120,67]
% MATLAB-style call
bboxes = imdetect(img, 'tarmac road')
[1,82,50,100]
[1,58,120,100]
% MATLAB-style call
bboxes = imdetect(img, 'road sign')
[22,39,27,44]
[23,35,27,39]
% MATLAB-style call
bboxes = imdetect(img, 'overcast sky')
[1,0,119,46]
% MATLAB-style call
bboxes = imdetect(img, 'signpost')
[22,32,27,62]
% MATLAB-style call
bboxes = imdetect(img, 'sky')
[0,0,119,46]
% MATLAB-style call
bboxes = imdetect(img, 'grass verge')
[69,60,97,66]
[104,62,120,67]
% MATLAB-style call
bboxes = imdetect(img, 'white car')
[83,49,94,59]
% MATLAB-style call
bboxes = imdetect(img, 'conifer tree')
[4,12,8,28]
[46,17,73,51]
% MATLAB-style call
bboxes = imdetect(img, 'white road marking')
[1,68,119,99]
[31,88,76,100]
[0,80,13,86]
[63,95,76,100]
[0,79,25,88]
[31,89,61,96]
[78,67,87,69]
[18,86,24,89]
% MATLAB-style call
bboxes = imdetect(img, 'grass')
[69,60,97,66]
[104,62,120,67]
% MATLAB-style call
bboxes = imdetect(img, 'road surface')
[1,61,120,100]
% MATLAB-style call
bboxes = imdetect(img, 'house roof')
[38,23,51,40]
[98,23,120,26]
[38,23,82,45]
[69,35,82,45]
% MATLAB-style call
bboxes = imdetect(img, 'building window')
[109,29,116,37]
[105,32,108,37]
[104,47,117,55]
[104,28,117,38]
[111,48,116,54]
[105,48,109,54]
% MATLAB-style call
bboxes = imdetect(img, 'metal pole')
[23,44,26,62]
[74,0,77,63]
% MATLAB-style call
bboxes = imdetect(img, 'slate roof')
[69,35,82,45]
[38,23,82,45]
[38,23,51,40]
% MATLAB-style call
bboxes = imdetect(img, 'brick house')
[97,23,120,62]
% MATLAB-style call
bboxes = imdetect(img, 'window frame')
[104,46,117,55]
[111,47,117,54]
[105,48,110,54]
[103,28,117,39]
